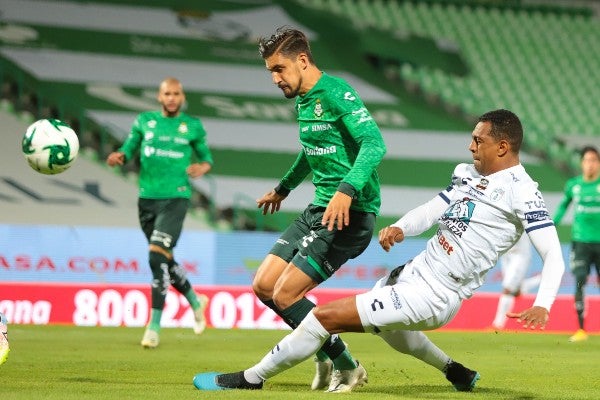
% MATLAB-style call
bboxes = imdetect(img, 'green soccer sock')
[331,347,357,370]
[184,288,201,310]
[148,308,162,332]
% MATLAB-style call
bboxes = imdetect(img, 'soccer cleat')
[311,358,333,390]
[326,361,368,393]
[445,361,480,392]
[0,312,9,366]
[568,329,588,342]
[193,294,209,335]
[193,371,263,390]
[140,328,159,349]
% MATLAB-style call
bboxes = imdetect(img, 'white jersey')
[396,163,554,300]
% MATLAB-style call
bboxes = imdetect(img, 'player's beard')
[163,103,181,117]
[280,81,300,99]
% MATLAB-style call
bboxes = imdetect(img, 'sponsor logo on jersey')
[343,91,356,101]
[303,145,337,156]
[440,199,474,237]
[351,107,373,124]
[389,287,402,310]
[311,123,332,132]
[490,188,505,202]
[524,210,550,222]
[476,178,489,190]
[436,229,455,255]
[143,146,184,159]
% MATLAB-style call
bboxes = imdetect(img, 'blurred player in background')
[0,312,8,365]
[106,77,213,348]
[491,234,541,330]
[249,26,386,392]
[553,145,600,342]
[193,110,564,393]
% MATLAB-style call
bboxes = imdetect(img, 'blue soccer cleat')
[193,371,263,390]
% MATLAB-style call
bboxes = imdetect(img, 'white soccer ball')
[22,118,79,175]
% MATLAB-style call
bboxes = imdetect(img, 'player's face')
[265,52,305,99]
[469,121,499,175]
[581,150,600,180]
[157,81,185,116]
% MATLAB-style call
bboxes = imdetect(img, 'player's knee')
[252,278,273,300]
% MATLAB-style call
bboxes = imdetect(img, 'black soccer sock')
[148,251,170,310]
[168,259,192,294]
[574,277,586,329]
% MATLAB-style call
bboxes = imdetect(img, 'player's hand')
[187,162,211,178]
[378,226,404,252]
[256,190,286,215]
[506,306,549,330]
[322,191,352,231]
[106,152,125,166]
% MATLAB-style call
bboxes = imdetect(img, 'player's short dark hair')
[478,109,523,152]
[258,26,314,63]
[580,145,600,159]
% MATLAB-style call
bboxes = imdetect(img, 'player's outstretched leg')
[193,371,263,391]
[0,312,9,365]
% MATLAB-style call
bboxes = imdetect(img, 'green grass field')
[2,325,597,400]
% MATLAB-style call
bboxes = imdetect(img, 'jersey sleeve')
[513,180,554,234]
[191,119,214,165]
[278,151,311,194]
[119,114,144,161]
[552,179,574,225]
[329,84,386,194]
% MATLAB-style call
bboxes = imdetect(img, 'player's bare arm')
[187,162,211,178]
[322,191,352,231]
[506,306,549,330]
[256,190,286,215]
[378,226,405,252]
[106,151,125,166]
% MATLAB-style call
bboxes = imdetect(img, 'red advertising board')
[0,282,597,333]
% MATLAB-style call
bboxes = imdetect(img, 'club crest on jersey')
[148,120,157,128]
[178,122,188,134]
[314,99,324,119]
[476,178,489,190]
[490,188,505,202]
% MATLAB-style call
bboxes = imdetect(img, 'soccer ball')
[22,119,79,175]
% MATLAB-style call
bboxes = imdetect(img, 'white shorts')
[356,259,462,333]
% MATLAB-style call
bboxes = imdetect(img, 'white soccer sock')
[492,294,515,328]
[245,311,329,383]
[378,330,450,371]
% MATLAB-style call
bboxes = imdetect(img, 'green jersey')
[553,175,600,243]
[119,111,213,199]
[278,73,386,214]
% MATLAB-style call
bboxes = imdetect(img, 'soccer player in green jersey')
[553,145,600,342]
[106,77,213,348]
[247,27,386,393]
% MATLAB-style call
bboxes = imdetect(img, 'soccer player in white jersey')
[491,234,542,329]
[193,109,565,392]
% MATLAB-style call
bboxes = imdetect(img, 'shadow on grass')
[272,382,536,399]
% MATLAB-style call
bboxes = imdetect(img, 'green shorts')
[138,198,189,250]
[269,204,376,283]
[570,241,600,279]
